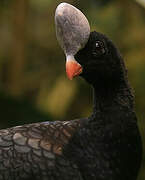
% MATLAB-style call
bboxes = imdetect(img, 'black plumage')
[65,31,142,180]
[0,3,142,180]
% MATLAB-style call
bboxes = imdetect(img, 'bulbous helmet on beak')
[55,3,90,80]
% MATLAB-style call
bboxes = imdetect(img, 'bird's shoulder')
[0,119,86,180]
[0,119,84,155]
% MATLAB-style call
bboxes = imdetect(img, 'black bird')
[0,3,142,180]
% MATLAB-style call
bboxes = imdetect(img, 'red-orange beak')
[66,59,83,80]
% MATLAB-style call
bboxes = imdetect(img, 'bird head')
[55,3,126,88]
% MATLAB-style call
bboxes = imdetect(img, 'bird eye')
[95,41,104,50]
[92,41,105,57]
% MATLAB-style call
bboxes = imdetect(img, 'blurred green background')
[0,0,144,179]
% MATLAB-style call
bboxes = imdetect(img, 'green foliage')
[0,0,11,9]
[0,91,53,129]
[30,0,53,11]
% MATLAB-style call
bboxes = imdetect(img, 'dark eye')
[96,41,104,50]
[92,41,105,57]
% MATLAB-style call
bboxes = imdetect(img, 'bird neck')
[91,81,134,119]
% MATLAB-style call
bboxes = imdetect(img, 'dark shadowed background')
[0,0,145,179]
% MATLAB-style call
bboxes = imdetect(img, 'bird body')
[0,2,142,180]
[0,99,141,180]
[65,104,141,180]
[0,119,83,180]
